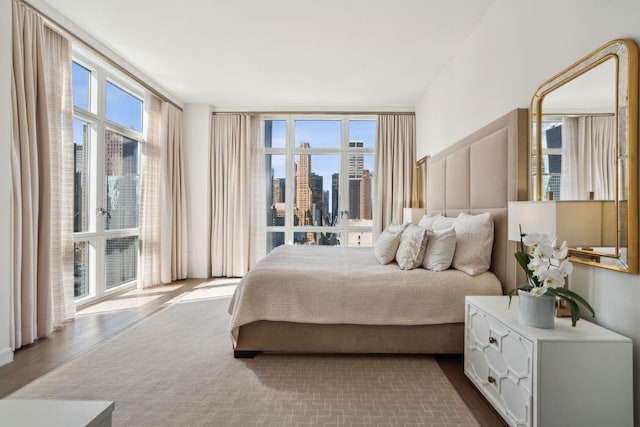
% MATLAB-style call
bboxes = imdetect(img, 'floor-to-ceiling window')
[71,51,143,304]
[263,116,376,253]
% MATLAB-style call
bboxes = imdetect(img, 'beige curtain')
[374,114,415,236]
[160,103,188,283]
[561,116,616,200]
[11,3,74,349]
[139,97,188,287]
[43,25,75,327]
[139,94,163,288]
[210,114,252,277]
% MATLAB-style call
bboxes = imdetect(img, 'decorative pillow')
[452,212,494,275]
[422,227,457,271]
[418,214,441,230]
[432,215,456,230]
[374,221,410,264]
[395,224,429,270]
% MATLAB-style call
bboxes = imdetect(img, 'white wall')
[415,0,640,422]
[183,104,211,278]
[0,0,14,367]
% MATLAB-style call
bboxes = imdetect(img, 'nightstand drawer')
[466,303,533,427]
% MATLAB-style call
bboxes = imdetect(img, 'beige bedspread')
[228,245,502,342]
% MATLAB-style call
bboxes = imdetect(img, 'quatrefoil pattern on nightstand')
[466,305,533,427]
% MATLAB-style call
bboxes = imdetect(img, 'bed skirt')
[234,321,464,356]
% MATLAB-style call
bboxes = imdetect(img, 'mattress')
[228,245,502,343]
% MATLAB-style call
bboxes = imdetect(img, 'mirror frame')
[530,39,638,273]
[413,155,429,208]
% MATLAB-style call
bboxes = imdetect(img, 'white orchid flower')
[523,233,544,248]
[533,243,554,260]
[553,241,568,260]
[539,268,564,288]
[527,256,543,271]
[558,259,573,276]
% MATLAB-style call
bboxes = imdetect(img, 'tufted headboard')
[426,109,529,293]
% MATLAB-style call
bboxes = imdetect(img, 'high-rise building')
[348,141,364,220]
[295,142,312,239]
[74,123,89,233]
[331,173,339,224]
[348,141,364,178]
[272,177,285,205]
[310,172,324,226]
[545,125,562,200]
[323,190,329,224]
[360,169,372,220]
[349,180,361,220]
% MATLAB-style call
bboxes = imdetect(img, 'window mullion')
[285,117,295,244]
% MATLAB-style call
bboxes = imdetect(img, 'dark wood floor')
[0,279,506,426]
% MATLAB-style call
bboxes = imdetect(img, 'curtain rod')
[16,0,183,111]
[212,111,415,115]
[542,113,615,117]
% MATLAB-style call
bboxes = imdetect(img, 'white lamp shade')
[508,201,557,242]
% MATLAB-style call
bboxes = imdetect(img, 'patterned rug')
[7,294,479,426]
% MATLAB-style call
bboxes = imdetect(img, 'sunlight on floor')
[171,278,240,304]
[75,280,239,315]
[78,294,163,315]
[77,284,188,315]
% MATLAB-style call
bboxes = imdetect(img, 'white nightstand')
[465,296,633,427]
[0,400,114,427]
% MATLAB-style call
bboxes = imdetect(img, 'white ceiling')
[40,0,495,110]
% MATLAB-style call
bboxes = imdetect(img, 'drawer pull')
[489,337,497,344]
[488,376,496,384]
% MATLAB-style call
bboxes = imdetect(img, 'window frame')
[72,48,146,307]
[262,114,376,251]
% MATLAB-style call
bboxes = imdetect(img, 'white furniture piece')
[0,400,114,427]
[465,296,633,427]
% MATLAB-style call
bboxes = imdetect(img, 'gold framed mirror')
[413,155,429,208]
[530,39,638,273]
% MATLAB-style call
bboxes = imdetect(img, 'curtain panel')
[210,114,255,277]
[160,103,188,283]
[560,116,616,200]
[11,3,75,349]
[374,114,416,237]
[139,98,188,288]
[139,94,163,288]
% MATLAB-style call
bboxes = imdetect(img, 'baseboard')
[0,346,13,367]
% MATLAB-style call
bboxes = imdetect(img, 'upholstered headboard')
[426,109,529,293]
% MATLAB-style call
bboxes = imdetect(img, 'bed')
[229,109,529,357]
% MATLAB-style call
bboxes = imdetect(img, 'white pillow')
[395,224,429,270]
[418,214,441,230]
[432,215,456,230]
[422,227,457,271]
[452,212,494,275]
[374,221,409,264]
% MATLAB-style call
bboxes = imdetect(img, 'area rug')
[7,294,479,426]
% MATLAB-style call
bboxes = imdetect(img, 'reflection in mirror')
[530,39,638,273]
[540,57,616,202]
